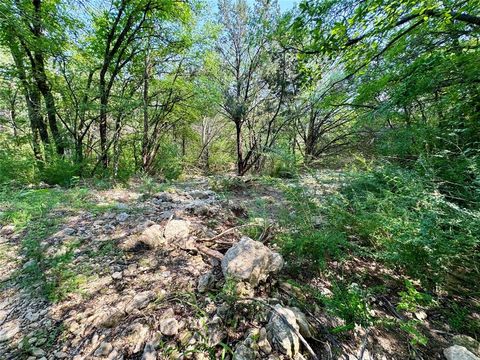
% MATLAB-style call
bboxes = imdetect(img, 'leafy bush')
[0,146,36,185]
[275,181,347,271]
[39,155,80,186]
[153,141,183,180]
[325,283,372,331]
[263,145,298,179]
[322,164,480,293]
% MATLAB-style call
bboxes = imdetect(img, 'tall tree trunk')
[31,0,64,155]
[141,51,150,171]
[99,70,109,168]
[235,119,244,175]
[8,38,46,161]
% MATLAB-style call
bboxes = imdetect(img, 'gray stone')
[116,212,129,222]
[0,319,20,342]
[221,237,283,286]
[453,336,480,356]
[142,343,156,360]
[233,343,257,360]
[197,271,215,293]
[266,304,300,357]
[164,219,190,241]
[26,311,40,322]
[31,347,45,357]
[63,227,76,235]
[94,342,113,357]
[54,351,69,358]
[111,271,123,280]
[126,291,155,312]
[258,327,272,355]
[444,345,480,360]
[140,224,165,248]
[159,309,178,336]
[289,307,313,338]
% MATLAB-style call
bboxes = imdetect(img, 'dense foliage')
[1,0,479,347]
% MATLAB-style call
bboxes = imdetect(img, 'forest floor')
[0,172,471,360]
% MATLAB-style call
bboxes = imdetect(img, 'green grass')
[0,185,114,301]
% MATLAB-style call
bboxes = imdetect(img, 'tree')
[216,0,291,175]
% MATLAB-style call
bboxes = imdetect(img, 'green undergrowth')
[268,164,480,344]
[0,185,122,301]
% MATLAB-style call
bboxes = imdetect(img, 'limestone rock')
[258,327,272,355]
[159,309,179,336]
[142,343,156,360]
[164,219,190,241]
[94,342,113,357]
[233,343,257,360]
[444,345,480,360]
[289,307,313,338]
[140,224,165,248]
[266,304,300,357]
[453,336,480,356]
[116,212,129,222]
[221,237,283,286]
[197,271,215,293]
[0,319,20,342]
[126,291,155,313]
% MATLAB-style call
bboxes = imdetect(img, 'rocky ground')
[0,175,479,360]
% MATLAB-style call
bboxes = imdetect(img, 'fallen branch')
[195,242,224,260]
[198,224,250,242]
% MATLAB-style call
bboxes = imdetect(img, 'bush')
[323,164,480,293]
[153,141,183,180]
[39,156,80,187]
[0,146,36,185]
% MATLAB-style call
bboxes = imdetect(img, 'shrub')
[153,141,183,180]
[39,156,80,187]
[323,164,480,293]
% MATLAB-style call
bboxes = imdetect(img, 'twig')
[195,243,224,260]
[198,224,249,242]
[358,328,370,360]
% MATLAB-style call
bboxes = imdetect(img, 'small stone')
[197,271,215,293]
[258,328,272,355]
[63,227,76,235]
[0,319,20,342]
[31,347,45,357]
[234,343,257,360]
[111,271,123,280]
[414,310,428,320]
[142,343,156,360]
[159,317,179,336]
[23,259,36,270]
[163,219,190,241]
[266,304,300,357]
[26,311,40,322]
[0,224,15,235]
[94,342,113,357]
[54,351,69,358]
[126,291,155,312]
[444,345,480,360]
[289,307,313,338]
[221,237,283,286]
[116,212,129,222]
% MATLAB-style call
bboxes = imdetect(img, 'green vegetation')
[1,0,479,355]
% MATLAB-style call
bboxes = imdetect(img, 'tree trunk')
[99,70,109,168]
[32,0,64,155]
[235,119,244,175]
[141,51,150,171]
